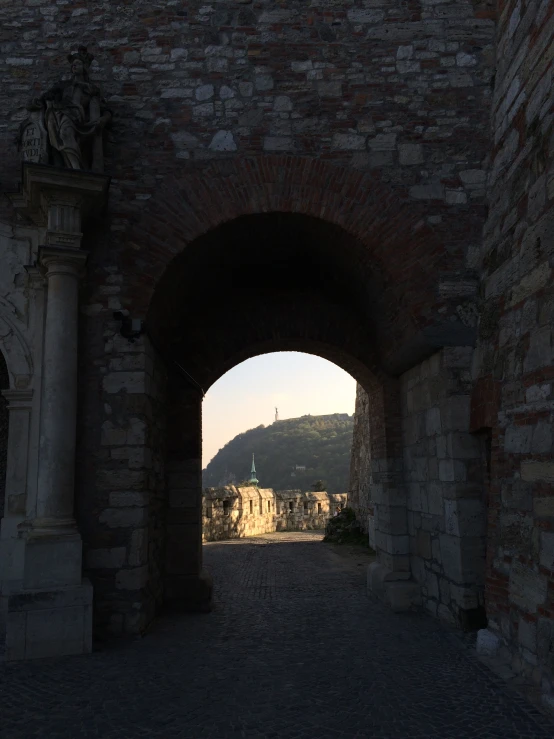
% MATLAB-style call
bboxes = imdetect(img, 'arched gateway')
[1,156,485,658]
[2,7,552,702]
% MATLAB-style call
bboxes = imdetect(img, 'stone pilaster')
[1,163,109,660]
[363,380,421,611]
[0,390,33,587]
[164,376,212,613]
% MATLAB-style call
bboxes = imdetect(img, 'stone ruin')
[202,486,347,542]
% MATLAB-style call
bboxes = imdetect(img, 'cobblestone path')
[2,532,554,738]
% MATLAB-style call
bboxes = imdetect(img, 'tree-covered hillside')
[203,414,353,493]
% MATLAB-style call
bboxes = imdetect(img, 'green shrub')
[323,506,370,547]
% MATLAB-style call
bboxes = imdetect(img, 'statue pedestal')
[1,163,109,660]
[10,162,110,239]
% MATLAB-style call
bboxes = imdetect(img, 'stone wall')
[80,331,168,636]
[349,348,488,626]
[1,0,494,219]
[0,1,494,380]
[402,349,486,628]
[349,386,371,533]
[0,352,8,521]
[0,0,504,658]
[0,2,497,643]
[202,487,347,542]
[470,0,554,696]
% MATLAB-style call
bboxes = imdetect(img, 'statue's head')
[67,46,94,80]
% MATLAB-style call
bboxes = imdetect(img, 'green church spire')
[249,454,259,486]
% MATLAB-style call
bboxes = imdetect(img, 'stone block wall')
[202,487,347,542]
[470,0,554,694]
[0,1,496,640]
[0,353,8,521]
[80,331,167,636]
[275,490,348,532]
[0,0,494,218]
[401,348,486,627]
[349,386,371,533]
[0,0,506,656]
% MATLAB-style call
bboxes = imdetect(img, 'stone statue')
[18,46,111,172]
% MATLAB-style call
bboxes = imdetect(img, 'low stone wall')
[202,486,347,542]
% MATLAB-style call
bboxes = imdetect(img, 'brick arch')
[120,155,442,348]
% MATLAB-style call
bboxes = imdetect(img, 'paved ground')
[2,531,554,738]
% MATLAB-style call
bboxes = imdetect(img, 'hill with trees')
[203,414,353,493]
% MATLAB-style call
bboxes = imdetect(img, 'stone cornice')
[9,162,110,228]
[1,388,34,406]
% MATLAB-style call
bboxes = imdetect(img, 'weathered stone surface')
[540,532,554,570]
[103,372,146,395]
[116,565,148,590]
[477,629,501,656]
[509,563,547,614]
[521,462,554,483]
[85,547,126,570]
[444,499,485,538]
[98,508,148,529]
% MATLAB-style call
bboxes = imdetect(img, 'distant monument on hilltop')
[248,454,259,486]
[275,407,279,422]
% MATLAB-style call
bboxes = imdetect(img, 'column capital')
[38,245,88,278]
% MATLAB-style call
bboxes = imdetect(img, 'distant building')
[202,485,348,542]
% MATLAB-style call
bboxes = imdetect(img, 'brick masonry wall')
[471,0,554,690]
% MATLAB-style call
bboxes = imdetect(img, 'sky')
[202,352,357,468]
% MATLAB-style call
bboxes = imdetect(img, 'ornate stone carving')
[17,46,111,173]
[18,108,49,165]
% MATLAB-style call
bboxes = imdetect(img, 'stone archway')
[146,209,411,618]
[82,157,482,638]
[86,200,415,636]
[118,156,475,374]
